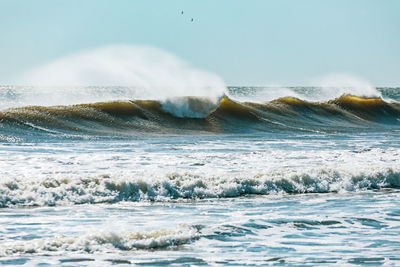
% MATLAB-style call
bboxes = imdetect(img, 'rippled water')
[1,190,400,265]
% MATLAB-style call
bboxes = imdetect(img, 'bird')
[191,18,194,22]
[181,11,184,15]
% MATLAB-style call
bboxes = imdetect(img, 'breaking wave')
[1,168,399,207]
[0,225,198,256]
[0,94,399,139]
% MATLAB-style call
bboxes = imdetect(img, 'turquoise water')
[1,87,400,266]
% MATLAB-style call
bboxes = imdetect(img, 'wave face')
[0,87,399,140]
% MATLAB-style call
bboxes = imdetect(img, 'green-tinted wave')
[1,95,399,140]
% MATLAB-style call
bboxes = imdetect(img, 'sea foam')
[0,225,198,256]
[1,168,399,207]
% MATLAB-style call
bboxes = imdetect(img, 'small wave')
[1,168,399,207]
[0,225,198,256]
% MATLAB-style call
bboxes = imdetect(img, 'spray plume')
[13,45,226,106]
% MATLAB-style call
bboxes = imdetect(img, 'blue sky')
[1,0,399,86]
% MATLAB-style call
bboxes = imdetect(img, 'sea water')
[0,86,400,266]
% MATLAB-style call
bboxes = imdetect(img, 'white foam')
[161,96,222,118]
[1,167,399,207]
[0,225,198,256]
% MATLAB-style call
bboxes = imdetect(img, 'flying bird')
[191,18,194,22]
[181,11,184,15]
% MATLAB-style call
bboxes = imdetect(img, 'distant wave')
[0,94,399,139]
[1,167,399,207]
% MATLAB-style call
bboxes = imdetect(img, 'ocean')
[0,86,400,266]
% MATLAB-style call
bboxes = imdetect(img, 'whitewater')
[0,84,399,266]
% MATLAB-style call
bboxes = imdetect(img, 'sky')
[0,0,399,86]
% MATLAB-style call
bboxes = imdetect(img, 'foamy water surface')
[1,87,400,266]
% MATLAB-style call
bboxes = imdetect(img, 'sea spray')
[309,73,381,101]
[3,45,226,109]
[161,95,223,118]
[226,86,302,103]
[227,74,381,103]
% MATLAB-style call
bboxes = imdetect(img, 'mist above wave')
[4,45,226,109]
[228,74,382,103]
